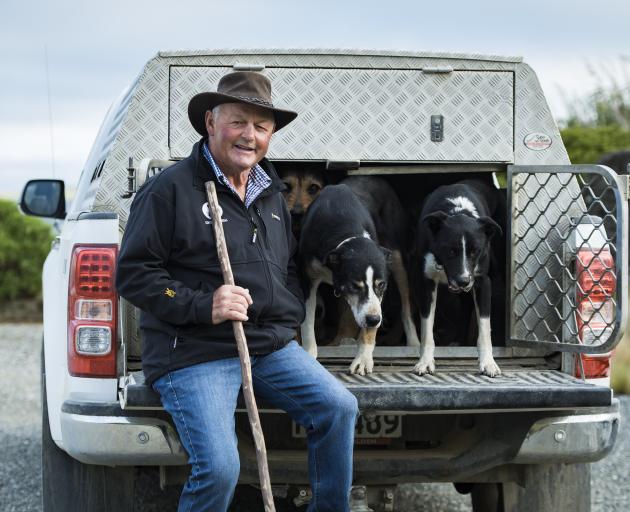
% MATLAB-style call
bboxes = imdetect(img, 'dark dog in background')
[599,151,630,175]
[413,179,503,377]
[596,151,630,250]
[277,167,330,339]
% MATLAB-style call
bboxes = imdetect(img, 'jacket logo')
[165,288,176,298]
[202,202,227,224]
[271,213,281,221]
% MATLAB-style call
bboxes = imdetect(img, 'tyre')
[41,344,135,512]
[229,485,307,511]
[470,483,504,512]
[470,463,591,512]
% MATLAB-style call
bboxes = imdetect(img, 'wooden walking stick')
[205,181,276,512]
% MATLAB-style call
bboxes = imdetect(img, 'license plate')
[292,415,402,438]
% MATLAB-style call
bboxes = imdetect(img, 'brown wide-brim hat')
[188,71,298,135]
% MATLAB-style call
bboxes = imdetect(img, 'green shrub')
[560,125,630,164]
[0,199,54,302]
[558,59,630,164]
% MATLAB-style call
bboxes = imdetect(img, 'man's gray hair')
[211,104,222,120]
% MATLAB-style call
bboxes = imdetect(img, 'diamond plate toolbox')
[169,66,514,162]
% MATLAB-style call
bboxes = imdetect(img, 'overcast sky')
[1,0,628,199]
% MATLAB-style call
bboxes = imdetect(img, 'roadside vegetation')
[560,58,630,163]
[0,199,53,321]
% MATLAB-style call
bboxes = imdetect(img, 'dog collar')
[332,231,372,252]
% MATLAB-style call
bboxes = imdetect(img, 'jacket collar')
[191,138,285,197]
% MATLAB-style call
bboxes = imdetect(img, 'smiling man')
[115,71,358,512]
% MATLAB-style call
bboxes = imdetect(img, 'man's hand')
[212,285,253,324]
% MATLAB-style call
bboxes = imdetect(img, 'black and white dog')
[413,179,503,377]
[299,177,419,374]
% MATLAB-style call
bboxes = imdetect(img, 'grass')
[612,329,630,394]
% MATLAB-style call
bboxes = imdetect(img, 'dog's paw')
[413,358,435,375]
[349,354,374,375]
[479,358,501,377]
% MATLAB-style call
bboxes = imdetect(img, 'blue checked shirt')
[202,142,271,209]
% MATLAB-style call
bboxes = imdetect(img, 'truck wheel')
[229,485,306,511]
[470,464,591,512]
[470,483,504,512]
[501,463,591,512]
[41,345,135,512]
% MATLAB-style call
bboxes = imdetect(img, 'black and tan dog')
[278,168,325,238]
[413,179,503,377]
[299,177,419,374]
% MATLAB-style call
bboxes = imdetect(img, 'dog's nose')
[365,314,381,327]
[455,276,473,290]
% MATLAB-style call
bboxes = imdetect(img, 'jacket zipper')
[251,206,273,318]
[254,206,269,249]
[216,187,274,318]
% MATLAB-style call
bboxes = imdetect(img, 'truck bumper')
[513,405,619,464]
[60,402,187,466]
[60,399,620,479]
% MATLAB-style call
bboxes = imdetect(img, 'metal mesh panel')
[509,165,626,353]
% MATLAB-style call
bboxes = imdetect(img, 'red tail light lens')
[575,353,612,379]
[67,245,118,377]
[574,247,615,379]
[575,248,615,345]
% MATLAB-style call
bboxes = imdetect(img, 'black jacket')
[116,140,305,385]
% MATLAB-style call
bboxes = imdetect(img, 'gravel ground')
[0,323,628,511]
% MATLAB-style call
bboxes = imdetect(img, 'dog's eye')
[283,181,293,192]
[375,281,386,292]
[307,184,322,196]
[348,282,364,292]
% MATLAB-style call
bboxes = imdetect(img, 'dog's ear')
[379,246,393,265]
[478,216,503,238]
[422,211,449,237]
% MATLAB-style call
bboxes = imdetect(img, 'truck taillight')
[67,245,118,377]
[575,353,613,379]
[574,247,615,379]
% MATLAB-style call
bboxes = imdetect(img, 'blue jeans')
[152,340,359,512]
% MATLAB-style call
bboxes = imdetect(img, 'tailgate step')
[335,369,611,410]
[120,369,611,411]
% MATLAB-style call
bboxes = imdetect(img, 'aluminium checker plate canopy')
[75,49,570,223]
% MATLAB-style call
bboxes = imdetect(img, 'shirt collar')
[201,142,271,207]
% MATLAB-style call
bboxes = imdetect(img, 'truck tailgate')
[120,367,611,412]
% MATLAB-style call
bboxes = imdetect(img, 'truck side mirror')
[20,179,66,219]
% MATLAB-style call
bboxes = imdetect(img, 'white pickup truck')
[21,49,627,512]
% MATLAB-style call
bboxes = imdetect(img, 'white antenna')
[44,45,56,179]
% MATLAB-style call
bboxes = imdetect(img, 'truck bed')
[120,355,611,412]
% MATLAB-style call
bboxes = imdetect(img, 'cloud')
[0,159,83,200]
[0,120,101,163]
[3,0,630,200]
[0,118,101,198]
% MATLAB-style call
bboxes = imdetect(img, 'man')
[115,71,358,512]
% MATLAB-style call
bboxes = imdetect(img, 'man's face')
[205,103,275,176]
